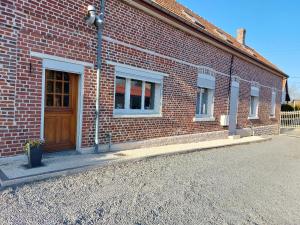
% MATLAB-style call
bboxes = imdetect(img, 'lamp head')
[84,5,97,26]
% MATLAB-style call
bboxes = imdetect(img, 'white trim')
[40,69,46,140]
[113,114,163,118]
[193,117,215,122]
[197,73,216,89]
[103,36,281,92]
[106,60,168,77]
[270,90,276,117]
[251,86,260,97]
[76,73,85,151]
[41,58,85,152]
[31,51,94,68]
[43,59,84,74]
[231,80,240,88]
[248,116,259,120]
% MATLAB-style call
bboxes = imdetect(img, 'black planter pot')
[28,146,43,168]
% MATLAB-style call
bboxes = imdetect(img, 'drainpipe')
[84,1,105,153]
[95,1,105,153]
[227,55,234,115]
[227,55,234,135]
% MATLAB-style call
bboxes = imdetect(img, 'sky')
[177,0,300,99]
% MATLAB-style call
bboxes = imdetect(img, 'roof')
[145,0,287,77]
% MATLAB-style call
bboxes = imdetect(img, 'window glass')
[130,79,142,109]
[271,92,276,116]
[250,96,258,116]
[196,88,213,117]
[64,82,69,94]
[115,77,126,109]
[144,82,155,110]
[46,70,72,108]
[200,88,208,115]
[63,73,69,81]
[196,92,201,115]
[55,82,62,93]
[46,94,53,106]
[55,72,62,80]
[54,95,62,107]
[63,95,70,107]
[47,81,54,93]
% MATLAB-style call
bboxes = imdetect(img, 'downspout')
[227,55,234,135]
[227,55,234,114]
[95,0,105,153]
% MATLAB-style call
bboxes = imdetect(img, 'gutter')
[123,0,288,79]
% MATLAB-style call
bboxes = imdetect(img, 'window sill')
[248,116,259,120]
[113,114,162,118]
[269,115,276,119]
[193,117,215,122]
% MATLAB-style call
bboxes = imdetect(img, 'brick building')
[0,0,288,157]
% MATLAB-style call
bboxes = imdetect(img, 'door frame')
[229,79,240,135]
[33,52,94,152]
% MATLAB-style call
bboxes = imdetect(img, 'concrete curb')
[0,137,272,189]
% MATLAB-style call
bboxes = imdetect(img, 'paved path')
[0,136,266,187]
[281,128,300,137]
[0,135,300,225]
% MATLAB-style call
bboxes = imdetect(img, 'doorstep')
[0,136,271,188]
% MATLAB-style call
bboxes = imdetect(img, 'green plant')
[281,104,294,112]
[295,105,300,111]
[24,139,44,155]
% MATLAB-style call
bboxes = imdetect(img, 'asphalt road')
[0,135,300,225]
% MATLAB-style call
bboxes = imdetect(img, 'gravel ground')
[1,135,300,225]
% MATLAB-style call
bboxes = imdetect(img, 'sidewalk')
[0,136,270,188]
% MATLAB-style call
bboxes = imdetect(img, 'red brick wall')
[0,0,283,157]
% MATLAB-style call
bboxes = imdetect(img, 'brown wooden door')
[44,70,78,152]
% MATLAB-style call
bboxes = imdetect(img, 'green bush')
[281,104,294,111]
[295,105,300,111]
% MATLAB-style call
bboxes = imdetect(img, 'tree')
[288,83,300,100]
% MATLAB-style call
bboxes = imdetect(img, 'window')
[196,87,214,116]
[115,77,126,109]
[46,70,70,108]
[249,86,259,119]
[195,71,215,121]
[270,91,276,117]
[250,96,259,116]
[182,10,206,30]
[112,63,165,117]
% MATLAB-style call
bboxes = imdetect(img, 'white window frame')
[248,86,260,119]
[109,61,167,118]
[194,71,216,122]
[270,90,276,118]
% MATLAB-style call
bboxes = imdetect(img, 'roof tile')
[152,0,282,73]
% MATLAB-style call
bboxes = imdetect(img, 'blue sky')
[178,0,300,98]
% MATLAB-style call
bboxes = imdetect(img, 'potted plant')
[24,139,44,168]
